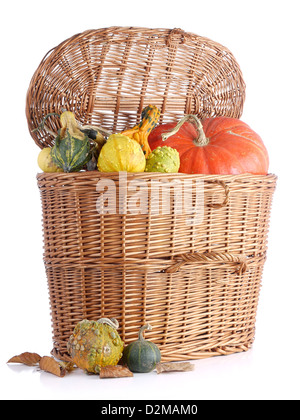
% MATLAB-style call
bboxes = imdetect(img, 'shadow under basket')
[37,171,277,362]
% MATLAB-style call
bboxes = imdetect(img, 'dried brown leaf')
[7,352,42,366]
[39,356,66,377]
[100,365,133,379]
[156,361,195,374]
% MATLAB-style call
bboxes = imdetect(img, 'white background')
[1,0,299,401]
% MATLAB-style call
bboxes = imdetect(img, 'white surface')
[1,0,300,401]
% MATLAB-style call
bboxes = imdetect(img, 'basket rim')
[36,26,234,64]
[36,170,277,181]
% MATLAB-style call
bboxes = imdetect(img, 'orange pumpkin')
[148,115,269,175]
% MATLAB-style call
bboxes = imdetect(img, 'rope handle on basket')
[164,251,247,275]
[206,180,230,209]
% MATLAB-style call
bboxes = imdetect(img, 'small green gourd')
[122,324,161,373]
[33,110,100,172]
[145,146,180,173]
[51,129,93,172]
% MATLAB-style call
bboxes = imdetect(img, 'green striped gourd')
[122,324,161,373]
[51,129,92,172]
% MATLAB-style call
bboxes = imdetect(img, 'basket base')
[50,341,254,364]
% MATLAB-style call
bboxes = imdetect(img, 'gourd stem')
[161,114,209,146]
[32,112,61,135]
[97,318,119,329]
[138,323,152,341]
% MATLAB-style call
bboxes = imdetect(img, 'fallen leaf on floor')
[7,352,42,366]
[156,361,195,374]
[100,365,134,378]
[39,356,66,377]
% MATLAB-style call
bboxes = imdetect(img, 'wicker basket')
[27,27,277,362]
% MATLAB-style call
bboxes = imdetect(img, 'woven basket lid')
[26,27,246,149]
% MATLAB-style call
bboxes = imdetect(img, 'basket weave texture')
[37,171,276,361]
[26,27,246,149]
[26,27,276,362]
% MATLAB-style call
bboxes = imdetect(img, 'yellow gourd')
[97,134,146,172]
[59,111,86,140]
[37,147,63,172]
[67,318,124,374]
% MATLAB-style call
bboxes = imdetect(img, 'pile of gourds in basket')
[36,104,269,176]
